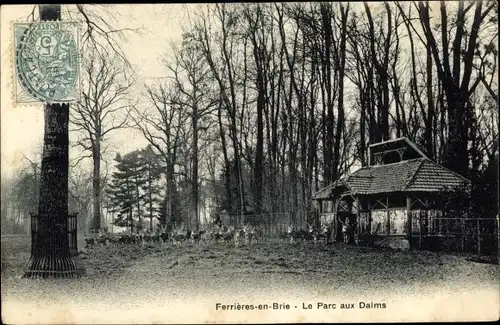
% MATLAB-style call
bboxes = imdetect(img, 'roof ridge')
[365,157,424,169]
[424,159,471,183]
[404,158,426,191]
[403,138,430,160]
[368,136,409,147]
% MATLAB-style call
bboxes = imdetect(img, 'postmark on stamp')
[13,21,80,104]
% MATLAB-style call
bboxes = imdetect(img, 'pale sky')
[1,4,188,178]
[1,3,494,180]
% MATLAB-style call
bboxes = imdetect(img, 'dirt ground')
[1,236,499,323]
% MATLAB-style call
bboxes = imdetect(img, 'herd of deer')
[84,224,258,249]
[84,222,337,250]
[287,224,334,245]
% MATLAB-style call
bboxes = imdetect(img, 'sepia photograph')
[1,2,499,324]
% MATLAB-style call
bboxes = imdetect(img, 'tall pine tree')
[107,151,146,232]
[139,145,163,231]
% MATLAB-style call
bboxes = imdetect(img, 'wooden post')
[424,196,430,231]
[386,195,390,235]
[355,196,361,235]
[332,197,340,243]
[367,198,372,234]
[407,195,412,249]
[419,211,422,250]
[461,218,465,252]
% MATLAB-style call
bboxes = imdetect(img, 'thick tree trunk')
[360,93,367,166]
[217,105,232,213]
[425,45,435,159]
[321,3,334,184]
[252,33,265,215]
[445,93,469,175]
[219,9,245,217]
[365,3,391,142]
[24,5,83,278]
[24,102,78,277]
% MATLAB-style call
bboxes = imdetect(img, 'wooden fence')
[216,211,498,255]
[409,213,498,255]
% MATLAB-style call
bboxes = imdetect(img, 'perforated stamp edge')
[7,18,82,108]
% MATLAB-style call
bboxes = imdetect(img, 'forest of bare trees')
[2,1,498,235]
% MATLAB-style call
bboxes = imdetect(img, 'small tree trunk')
[135,171,142,230]
[148,174,153,231]
[332,3,348,181]
[192,109,200,229]
[129,207,134,233]
[424,44,434,159]
[92,138,101,231]
[166,162,175,227]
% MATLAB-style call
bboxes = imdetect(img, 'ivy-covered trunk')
[23,4,83,278]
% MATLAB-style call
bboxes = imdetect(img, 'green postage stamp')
[13,21,80,104]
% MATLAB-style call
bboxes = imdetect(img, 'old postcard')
[1,3,498,324]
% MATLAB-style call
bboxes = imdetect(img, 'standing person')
[350,219,358,244]
[325,219,335,244]
[340,217,350,243]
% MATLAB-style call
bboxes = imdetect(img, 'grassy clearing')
[1,235,498,321]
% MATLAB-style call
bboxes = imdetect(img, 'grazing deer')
[233,226,245,248]
[159,231,169,246]
[191,229,207,245]
[304,223,316,244]
[95,231,108,246]
[287,225,307,244]
[141,231,153,246]
[223,226,235,244]
[151,232,161,244]
[243,224,257,246]
[84,234,96,249]
[213,226,224,243]
[171,228,188,246]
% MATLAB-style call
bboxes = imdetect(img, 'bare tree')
[70,50,135,231]
[22,3,138,278]
[165,39,218,229]
[191,4,247,216]
[243,4,266,215]
[414,0,496,175]
[132,82,189,228]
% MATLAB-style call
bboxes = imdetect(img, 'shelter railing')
[409,214,498,255]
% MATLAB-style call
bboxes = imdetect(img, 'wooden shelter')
[312,137,471,249]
